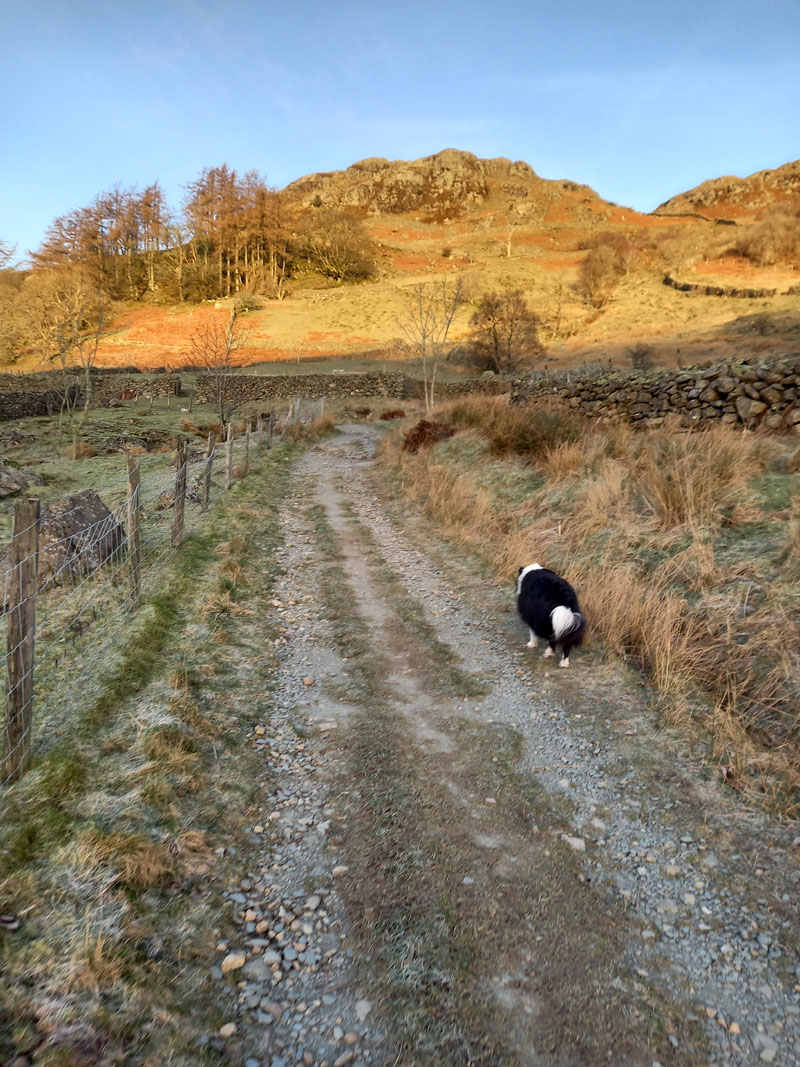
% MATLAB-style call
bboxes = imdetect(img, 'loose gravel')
[212,424,800,1067]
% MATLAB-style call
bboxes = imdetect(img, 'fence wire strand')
[1,426,276,789]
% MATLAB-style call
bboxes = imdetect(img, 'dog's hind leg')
[543,644,554,659]
[559,653,570,668]
[526,629,537,649]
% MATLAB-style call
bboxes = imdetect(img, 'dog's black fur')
[516,564,586,668]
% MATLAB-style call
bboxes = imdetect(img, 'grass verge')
[381,396,800,815]
[0,443,298,1065]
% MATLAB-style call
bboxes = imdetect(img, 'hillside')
[6,150,800,375]
[656,158,800,219]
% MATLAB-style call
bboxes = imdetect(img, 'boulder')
[0,461,43,499]
[38,490,124,590]
[735,396,768,423]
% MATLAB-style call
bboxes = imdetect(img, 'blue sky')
[2,0,798,261]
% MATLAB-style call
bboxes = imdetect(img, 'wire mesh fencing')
[1,416,275,788]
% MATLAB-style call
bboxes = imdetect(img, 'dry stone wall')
[194,371,509,407]
[511,355,800,432]
[0,370,181,421]
[663,273,780,299]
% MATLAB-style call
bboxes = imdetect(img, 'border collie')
[516,564,586,669]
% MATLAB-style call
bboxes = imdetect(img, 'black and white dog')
[516,564,586,669]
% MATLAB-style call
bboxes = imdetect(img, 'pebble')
[562,835,586,852]
[207,428,800,1067]
[220,952,246,974]
[218,1022,237,1038]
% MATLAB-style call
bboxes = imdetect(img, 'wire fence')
[1,411,282,789]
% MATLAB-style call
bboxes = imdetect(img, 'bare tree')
[468,289,542,374]
[0,238,16,269]
[300,208,375,282]
[397,276,464,410]
[188,309,248,426]
[579,242,622,309]
[18,269,111,455]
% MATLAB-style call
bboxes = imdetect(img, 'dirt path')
[223,425,800,1067]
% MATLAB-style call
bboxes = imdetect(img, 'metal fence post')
[3,499,39,784]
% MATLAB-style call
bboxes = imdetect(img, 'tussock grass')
[0,443,297,1065]
[440,394,584,459]
[384,396,799,814]
[286,413,337,442]
[70,829,177,890]
[635,426,769,528]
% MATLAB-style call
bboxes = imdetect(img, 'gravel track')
[223,425,800,1067]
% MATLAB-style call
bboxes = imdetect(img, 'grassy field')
[0,379,429,543]
[0,433,317,1064]
[380,396,800,816]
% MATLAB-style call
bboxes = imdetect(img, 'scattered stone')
[221,952,246,974]
[355,999,372,1021]
[218,1022,237,1038]
[754,1033,779,1062]
[562,835,586,852]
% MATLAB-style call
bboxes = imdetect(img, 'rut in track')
[231,424,800,1067]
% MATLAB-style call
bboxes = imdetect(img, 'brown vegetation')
[402,418,453,453]
[3,150,799,377]
[384,396,800,814]
[467,289,542,372]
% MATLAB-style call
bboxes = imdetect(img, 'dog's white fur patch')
[542,647,554,658]
[526,629,537,648]
[551,605,582,641]
[516,563,542,595]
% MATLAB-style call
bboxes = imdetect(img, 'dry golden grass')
[286,413,337,441]
[70,830,176,890]
[634,426,770,529]
[388,396,800,813]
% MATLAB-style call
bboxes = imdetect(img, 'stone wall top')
[512,354,800,432]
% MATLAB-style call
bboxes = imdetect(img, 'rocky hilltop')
[284,148,600,222]
[656,158,800,219]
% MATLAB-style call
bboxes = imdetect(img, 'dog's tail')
[551,605,585,643]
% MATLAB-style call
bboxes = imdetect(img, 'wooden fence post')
[202,432,215,514]
[127,456,141,609]
[245,423,251,474]
[172,438,187,548]
[256,416,263,456]
[225,423,234,490]
[3,499,39,784]
[268,409,274,449]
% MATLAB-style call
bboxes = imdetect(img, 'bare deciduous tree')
[468,289,542,374]
[579,242,622,309]
[397,276,465,410]
[188,309,248,426]
[300,208,375,283]
[0,238,16,269]
[18,270,111,455]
